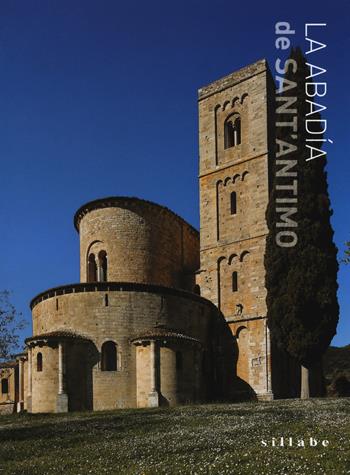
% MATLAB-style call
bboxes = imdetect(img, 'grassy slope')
[0,399,349,475]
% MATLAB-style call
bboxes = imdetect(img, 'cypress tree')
[341,242,350,264]
[264,47,339,398]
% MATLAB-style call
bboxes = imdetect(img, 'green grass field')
[0,398,349,475]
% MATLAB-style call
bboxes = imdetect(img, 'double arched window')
[101,341,117,371]
[224,114,241,149]
[87,250,108,282]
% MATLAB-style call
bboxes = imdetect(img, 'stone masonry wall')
[31,288,219,411]
[198,59,273,398]
[0,367,16,405]
[78,200,199,291]
[135,342,201,407]
[31,345,59,413]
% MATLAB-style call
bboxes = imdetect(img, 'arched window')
[224,115,241,149]
[176,351,183,371]
[230,192,237,215]
[232,272,238,292]
[98,251,108,282]
[37,353,43,372]
[101,341,117,371]
[87,253,97,282]
[193,284,201,295]
[1,379,9,394]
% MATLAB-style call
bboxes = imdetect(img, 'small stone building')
[0,361,18,414]
[1,59,312,414]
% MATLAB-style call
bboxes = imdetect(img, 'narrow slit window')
[230,192,237,215]
[37,353,43,372]
[1,379,9,394]
[193,285,201,295]
[232,272,238,292]
[104,294,109,307]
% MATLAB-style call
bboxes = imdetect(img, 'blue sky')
[0,0,349,347]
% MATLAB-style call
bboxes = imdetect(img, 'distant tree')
[341,242,350,264]
[265,47,339,399]
[333,375,350,397]
[0,290,26,361]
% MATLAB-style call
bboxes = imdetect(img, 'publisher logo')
[261,437,329,448]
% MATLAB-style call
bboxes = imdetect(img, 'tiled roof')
[131,326,201,345]
[0,361,17,368]
[25,329,92,344]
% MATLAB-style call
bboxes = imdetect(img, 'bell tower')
[197,59,275,399]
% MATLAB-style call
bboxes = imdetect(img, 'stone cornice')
[30,281,218,311]
[198,59,268,101]
[73,196,199,237]
[226,315,266,324]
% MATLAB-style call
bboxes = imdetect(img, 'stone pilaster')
[27,348,32,412]
[16,358,24,413]
[56,341,68,412]
[148,340,159,407]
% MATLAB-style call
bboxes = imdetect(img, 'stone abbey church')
[0,59,303,414]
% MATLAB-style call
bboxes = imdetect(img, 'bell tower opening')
[224,114,241,149]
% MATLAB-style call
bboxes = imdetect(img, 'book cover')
[0,1,348,474]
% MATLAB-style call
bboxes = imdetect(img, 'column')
[150,340,157,392]
[97,264,102,282]
[17,358,23,412]
[194,348,201,402]
[148,340,159,407]
[28,350,32,396]
[264,320,274,400]
[58,342,65,394]
[27,348,32,412]
[56,341,68,412]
